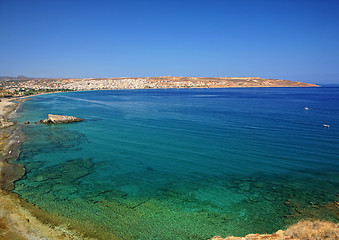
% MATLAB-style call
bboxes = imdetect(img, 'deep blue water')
[13,87,339,239]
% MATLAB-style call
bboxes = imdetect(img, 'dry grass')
[285,220,339,240]
[212,220,339,240]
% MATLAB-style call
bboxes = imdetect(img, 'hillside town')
[0,76,318,98]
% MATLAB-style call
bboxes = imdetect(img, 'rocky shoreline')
[0,98,93,240]
[0,99,24,190]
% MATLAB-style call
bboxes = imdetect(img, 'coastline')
[0,76,319,96]
[0,97,97,240]
[0,98,24,190]
[0,90,338,240]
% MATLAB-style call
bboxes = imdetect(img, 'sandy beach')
[0,99,15,116]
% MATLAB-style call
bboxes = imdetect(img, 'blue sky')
[0,0,338,83]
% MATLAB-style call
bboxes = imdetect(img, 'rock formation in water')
[43,114,83,124]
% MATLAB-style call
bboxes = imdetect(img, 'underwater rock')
[34,175,49,182]
[264,195,275,201]
[43,114,83,124]
[238,182,251,192]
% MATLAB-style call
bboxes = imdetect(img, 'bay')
[13,87,339,239]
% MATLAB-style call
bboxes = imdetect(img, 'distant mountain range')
[0,75,31,81]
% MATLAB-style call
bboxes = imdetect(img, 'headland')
[0,76,318,97]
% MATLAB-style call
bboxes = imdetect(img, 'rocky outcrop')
[211,220,339,240]
[43,114,83,124]
[0,119,15,129]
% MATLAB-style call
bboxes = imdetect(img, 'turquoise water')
[13,87,339,239]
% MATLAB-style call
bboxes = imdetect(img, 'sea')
[12,87,339,240]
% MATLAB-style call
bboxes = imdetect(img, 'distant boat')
[323,124,330,128]
[304,107,309,110]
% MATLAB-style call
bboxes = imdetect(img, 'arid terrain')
[0,76,318,98]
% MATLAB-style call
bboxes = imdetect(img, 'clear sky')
[0,0,338,83]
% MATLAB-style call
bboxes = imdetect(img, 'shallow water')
[13,88,339,239]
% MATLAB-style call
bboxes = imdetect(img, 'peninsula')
[0,76,318,97]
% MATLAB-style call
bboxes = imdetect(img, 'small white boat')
[323,124,330,128]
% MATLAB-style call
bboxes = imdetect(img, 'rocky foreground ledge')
[211,220,339,240]
[43,114,83,124]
